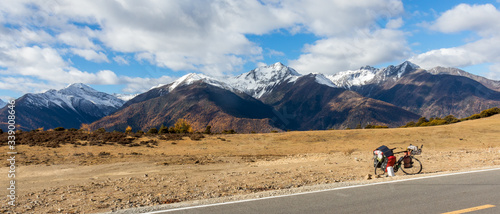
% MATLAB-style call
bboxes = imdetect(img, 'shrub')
[204,125,212,134]
[189,133,204,141]
[147,128,158,134]
[159,125,169,134]
[443,115,459,124]
[222,129,236,134]
[415,117,429,126]
[479,107,500,118]
[0,128,3,134]
[421,119,447,126]
[68,128,78,132]
[174,119,193,133]
[366,124,389,129]
[461,114,481,121]
[54,127,65,131]
[168,127,176,133]
[95,128,106,133]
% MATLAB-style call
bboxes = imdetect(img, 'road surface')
[147,168,500,214]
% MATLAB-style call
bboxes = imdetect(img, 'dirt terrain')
[1,115,500,213]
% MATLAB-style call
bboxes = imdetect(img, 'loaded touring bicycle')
[373,144,423,176]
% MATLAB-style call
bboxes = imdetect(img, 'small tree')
[168,127,176,133]
[148,127,158,134]
[444,115,459,124]
[174,119,193,133]
[159,124,168,134]
[54,127,65,131]
[80,123,91,132]
[416,117,429,126]
[203,125,212,134]
[125,126,133,134]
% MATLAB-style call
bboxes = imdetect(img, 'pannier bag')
[373,150,385,168]
[373,145,394,169]
[407,145,421,155]
[403,156,412,168]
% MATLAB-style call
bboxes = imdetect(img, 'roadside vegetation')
[1,107,498,148]
[401,107,500,128]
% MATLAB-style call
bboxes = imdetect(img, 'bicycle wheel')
[374,165,386,176]
[400,157,422,175]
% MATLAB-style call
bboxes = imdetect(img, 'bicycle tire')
[400,157,422,175]
[374,161,386,176]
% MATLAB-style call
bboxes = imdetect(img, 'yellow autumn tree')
[80,123,91,133]
[125,126,133,134]
[174,118,193,133]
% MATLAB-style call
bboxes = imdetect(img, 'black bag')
[376,145,394,157]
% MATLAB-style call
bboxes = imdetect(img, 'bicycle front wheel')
[400,157,422,175]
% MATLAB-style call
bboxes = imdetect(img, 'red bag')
[385,155,396,172]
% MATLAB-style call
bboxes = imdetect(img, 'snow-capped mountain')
[25,83,124,115]
[227,62,302,98]
[168,73,233,92]
[0,99,6,108]
[0,83,125,130]
[327,61,420,88]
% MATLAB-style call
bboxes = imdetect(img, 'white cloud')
[430,4,500,36]
[290,28,410,74]
[71,48,109,63]
[0,77,63,94]
[120,76,175,93]
[278,0,404,37]
[0,0,410,95]
[411,3,500,70]
[487,64,500,80]
[0,46,118,85]
[113,56,129,65]
[2,0,406,76]
[386,17,404,29]
[410,37,500,69]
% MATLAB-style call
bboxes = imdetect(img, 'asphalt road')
[148,168,500,214]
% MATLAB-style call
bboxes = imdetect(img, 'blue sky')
[1,0,500,100]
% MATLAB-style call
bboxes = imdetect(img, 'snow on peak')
[25,83,125,113]
[168,73,232,92]
[326,67,378,88]
[327,61,421,88]
[228,62,301,98]
[314,73,337,88]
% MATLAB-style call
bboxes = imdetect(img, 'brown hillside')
[1,115,499,213]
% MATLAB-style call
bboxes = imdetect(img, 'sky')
[1,0,500,100]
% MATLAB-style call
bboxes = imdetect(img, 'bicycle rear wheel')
[400,157,422,175]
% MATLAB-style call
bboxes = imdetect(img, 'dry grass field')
[1,115,500,213]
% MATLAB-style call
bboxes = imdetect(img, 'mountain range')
[2,61,500,132]
[0,83,125,130]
